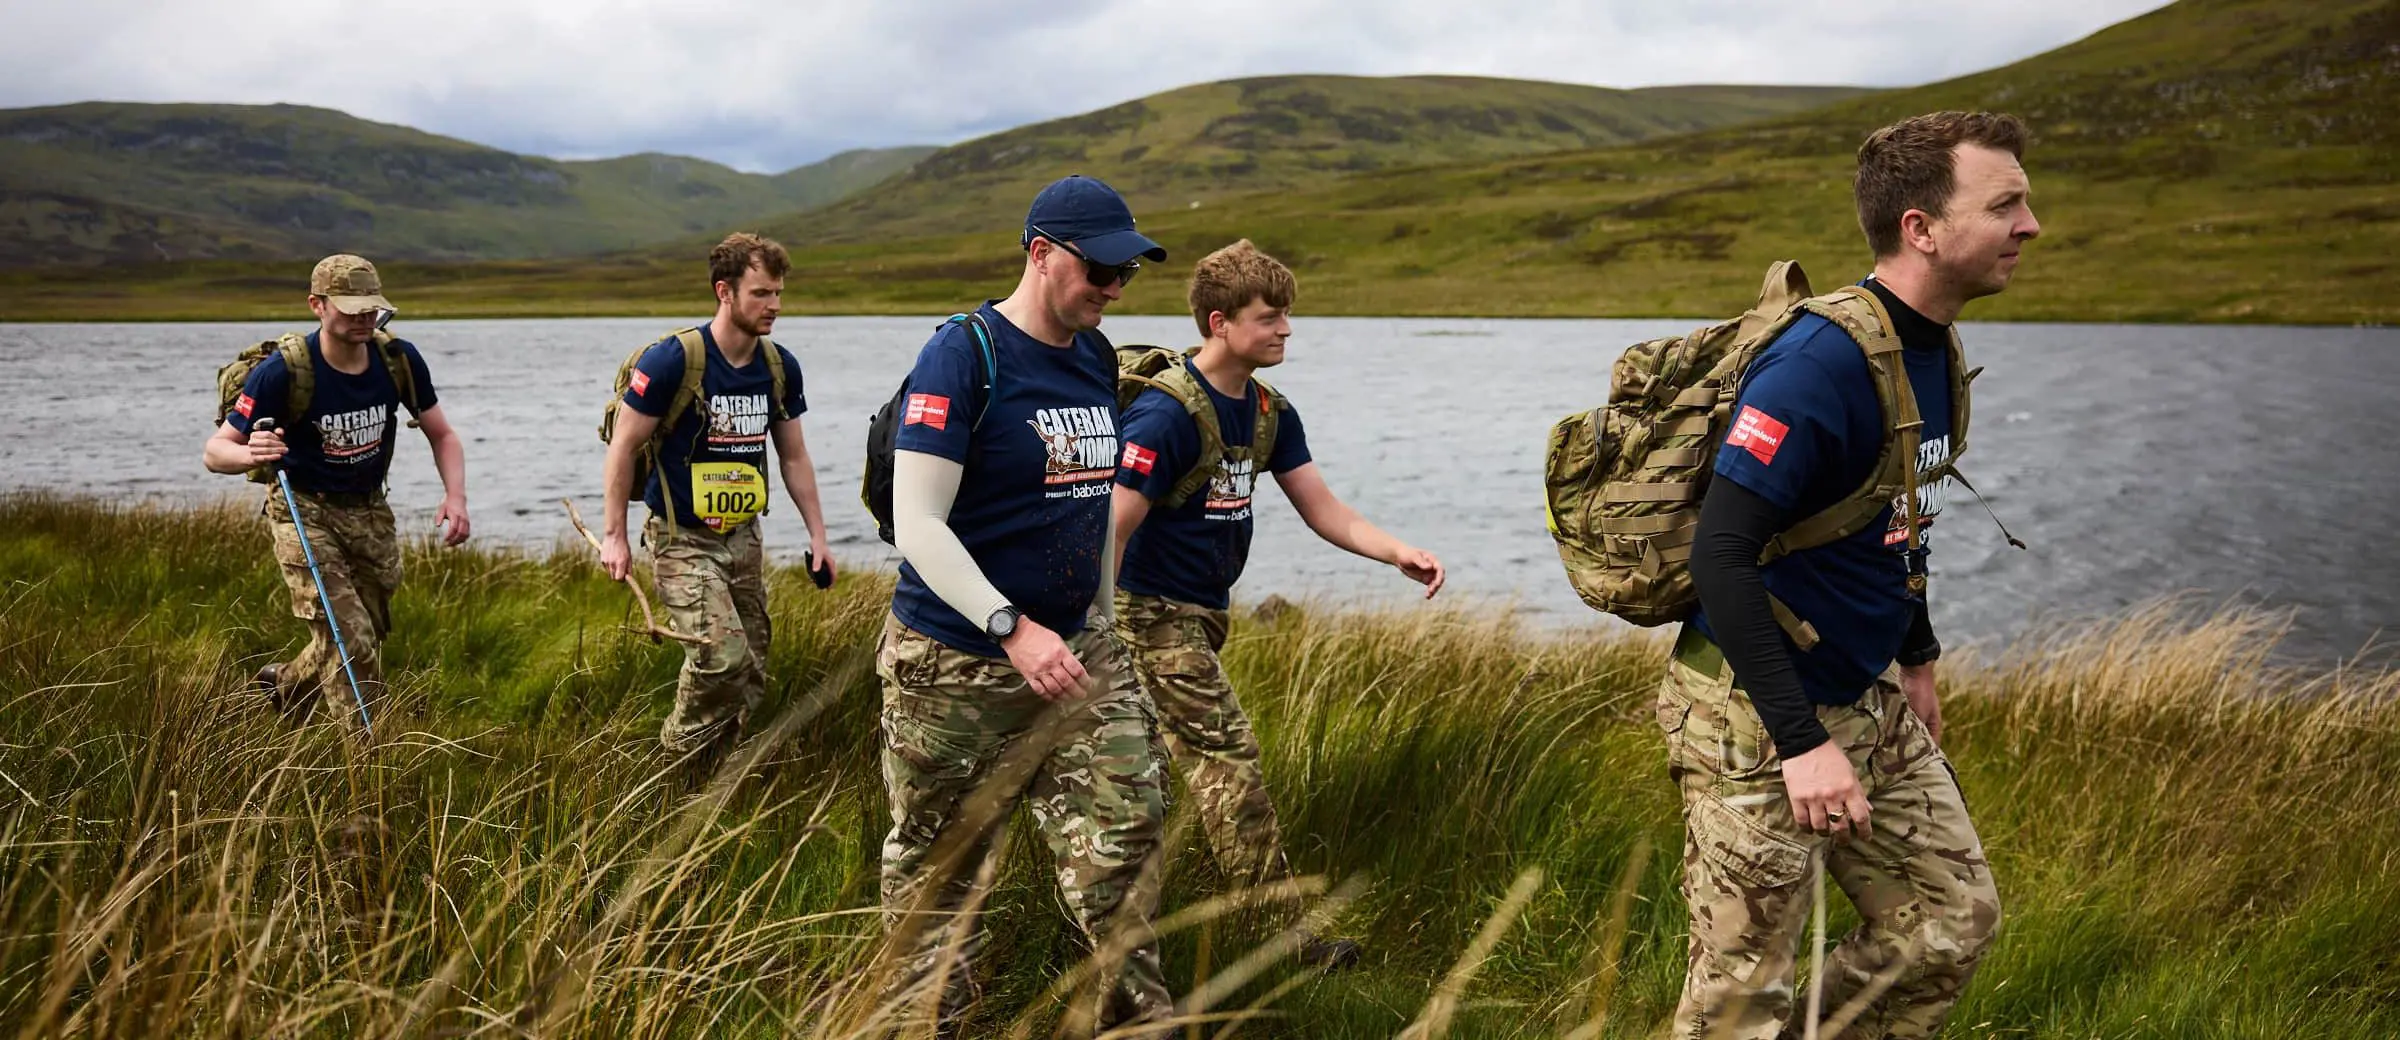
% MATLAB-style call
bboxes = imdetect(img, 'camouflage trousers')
[875,614,1173,1034]
[646,516,770,755]
[1658,630,2001,1040]
[1113,591,1294,889]
[265,489,399,733]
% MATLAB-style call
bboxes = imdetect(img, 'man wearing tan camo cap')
[204,254,472,735]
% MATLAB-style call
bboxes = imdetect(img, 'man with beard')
[1666,111,2039,1038]
[600,233,835,763]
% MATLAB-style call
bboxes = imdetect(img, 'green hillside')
[0,103,931,265]
[737,0,2400,325]
[761,76,1872,245]
[6,0,2391,323]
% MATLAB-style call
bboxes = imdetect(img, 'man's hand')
[1002,618,1090,702]
[808,534,837,588]
[247,426,288,466]
[1900,661,1941,744]
[1783,742,1872,840]
[600,530,634,582]
[437,496,471,547]
[1393,545,1446,598]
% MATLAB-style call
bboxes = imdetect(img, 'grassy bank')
[3,494,2397,1037]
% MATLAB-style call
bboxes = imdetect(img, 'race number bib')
[690,462,766,530]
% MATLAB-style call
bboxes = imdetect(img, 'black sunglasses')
[1030,228,1140,288]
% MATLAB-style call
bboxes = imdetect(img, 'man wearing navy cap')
[874,175,1175,1034]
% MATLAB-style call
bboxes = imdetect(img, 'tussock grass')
[3,493,2396,1037]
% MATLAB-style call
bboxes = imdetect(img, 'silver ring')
[1826,810,1847,822]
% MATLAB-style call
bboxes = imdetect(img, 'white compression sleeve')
[892,449,1012,630]
[1093,503,1117,623]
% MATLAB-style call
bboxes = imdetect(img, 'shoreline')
[0,305,2388,328]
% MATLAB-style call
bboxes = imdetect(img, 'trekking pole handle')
[251,418,284,472]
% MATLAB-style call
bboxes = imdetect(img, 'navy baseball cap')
[1021,175,1167,267]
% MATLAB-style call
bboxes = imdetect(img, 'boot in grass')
[248,663,282,712]
[1298,934,1363,972]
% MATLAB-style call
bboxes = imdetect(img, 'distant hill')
[754,76,1872,246]
[731,0,2397,324]
[0,103,932,265]
[9,0,2389,323]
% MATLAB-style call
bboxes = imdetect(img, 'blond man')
[1109,240,1445,969]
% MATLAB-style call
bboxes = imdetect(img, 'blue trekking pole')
[252,419,374,737]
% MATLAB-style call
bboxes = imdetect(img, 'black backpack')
[861,314,1129,544]
[863,313,999,544]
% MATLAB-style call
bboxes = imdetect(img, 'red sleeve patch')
[234,393,255,417]
[1122,442,1156,475]
[903,393,950,430]
[629,370,651,396]
[1725,406,1790,465]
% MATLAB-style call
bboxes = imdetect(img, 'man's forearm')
[203,436,249,475]
[1110,520,1135,578]
[782,457,827,542]
[893,450,1011,626]
[602,444,636,538]
[1305,500,1401,564]
[431,430,468,500]
[1690,479,1828,759]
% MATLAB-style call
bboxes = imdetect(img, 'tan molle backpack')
[214,329,421,483]
[1543,260,2009,649]
[1116,345,1286,508]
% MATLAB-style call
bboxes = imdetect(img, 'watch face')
[987,609,1016,639]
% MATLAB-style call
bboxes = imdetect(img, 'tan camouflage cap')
[309,254,396,315]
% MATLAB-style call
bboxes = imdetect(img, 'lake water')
[4,315,2395,663]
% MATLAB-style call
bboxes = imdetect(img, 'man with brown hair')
[1664,112,2038,1038]
[600,232,834,761]
[1111,239,1444,969]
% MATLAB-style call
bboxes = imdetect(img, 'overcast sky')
[1,0,2171,173]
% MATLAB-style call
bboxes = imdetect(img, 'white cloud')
[0,0,2171,171]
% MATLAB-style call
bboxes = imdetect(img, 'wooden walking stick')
[561,498,709,647]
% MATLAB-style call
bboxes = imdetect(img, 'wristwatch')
[984,605,1022,641]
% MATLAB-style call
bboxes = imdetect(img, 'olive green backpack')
[597,328,787,488]
[214,329,420,484]
[1542,260,2008,648]
[1116,345,1286,508]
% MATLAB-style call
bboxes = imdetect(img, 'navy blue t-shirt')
[891,306,1119,656]
[1691,293,1955,706]
[225,332,438,495]
[1116,363,1312,609]
[620,326,806,530]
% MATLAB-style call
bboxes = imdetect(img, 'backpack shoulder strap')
[1250,374,1287,469]
[1936,332,2029,550]
[1140,354,1229,509]
[1947,327,1971,459]
[952,313,1000,431]
[371,330,424,429]
[658,328,710,435]
[759,336,789,422]
[1761,286,1925,573]
[275,332,315,418]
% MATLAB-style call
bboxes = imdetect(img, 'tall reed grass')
[3,493,2395,1037]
